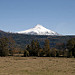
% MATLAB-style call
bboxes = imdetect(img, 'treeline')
[24,39,75,58]
[0,36,75,58]
[0,37,23,57]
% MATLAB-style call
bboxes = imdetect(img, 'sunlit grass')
[0,57,75,75]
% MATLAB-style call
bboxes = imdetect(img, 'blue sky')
[0,0,75,35]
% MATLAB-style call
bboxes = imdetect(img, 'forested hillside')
[0,30,75,49]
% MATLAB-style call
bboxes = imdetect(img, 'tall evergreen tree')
[29,40,40,56]
[67,38,75,57]
[0,37,9,56]
[44,39,50,56]
[8,37,16,56]
[26,45,31,56]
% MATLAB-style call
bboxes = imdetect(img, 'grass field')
[0,57,75,75]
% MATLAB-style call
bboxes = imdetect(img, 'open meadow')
[0,57,75,75]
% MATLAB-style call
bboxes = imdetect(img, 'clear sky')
[0,0,75,35]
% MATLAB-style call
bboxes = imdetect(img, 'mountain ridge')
[18,24,59,35]
[0,29,75,49]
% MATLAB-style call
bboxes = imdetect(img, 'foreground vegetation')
[0,37,75,58]
[0,37,75,75]
[0,57,75,75]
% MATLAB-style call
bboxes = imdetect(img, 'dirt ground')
[0,57,75,75]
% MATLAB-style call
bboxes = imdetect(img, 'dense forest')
[0,30,75,58]
[0,36,75,58]
[0,30,75,49]
[24,38,75,58]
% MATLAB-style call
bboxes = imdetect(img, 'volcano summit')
[18,24,59,35]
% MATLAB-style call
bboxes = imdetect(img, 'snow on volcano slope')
[18,24,59,35]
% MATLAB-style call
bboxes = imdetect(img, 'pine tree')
[8,37,16,56]
[67,38,75,57]
[0,37,9,56]
[29,40,40,56]
[44,39,50,56]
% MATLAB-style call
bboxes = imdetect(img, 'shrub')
[24,50,29,57]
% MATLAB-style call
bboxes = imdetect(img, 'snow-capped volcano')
[18,24,59,35]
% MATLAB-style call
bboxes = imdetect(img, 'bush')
[24,50,29,57]
[67,51,72,58]
[51,48,56,57]
[38,49,44,57]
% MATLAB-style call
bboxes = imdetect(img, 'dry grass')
[0,57,75,75]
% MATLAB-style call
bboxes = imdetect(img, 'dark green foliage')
[26,40,40,56]
[8,37,16,56]
[0,37,9,56]
[25,38,75,58]
[50,48,56,57]
[67,38,75,50]
[67,38,75,57]
[24,50,29,57]
[1,31,75,58]
[38,48,44,57]
[26,45,31,51]
[67,51,72,58]
[31,40,40,56]
[26,45,31,55]
[46,49,51,57]
[44,39,50,50]
[56,50,60,57]
[63,49,68,57]
[72,45,75,58]
[44,39,50,56]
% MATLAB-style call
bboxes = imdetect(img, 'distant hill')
[0,30,7,36]
[0,30,75,49]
